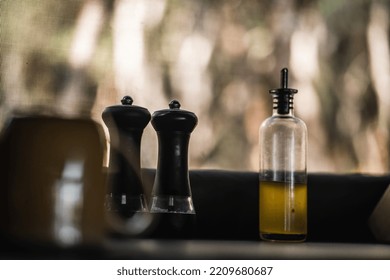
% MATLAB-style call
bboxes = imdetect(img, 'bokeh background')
[1,0,389,173]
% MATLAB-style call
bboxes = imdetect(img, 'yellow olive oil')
[259,181,307,242]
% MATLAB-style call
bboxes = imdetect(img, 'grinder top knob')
[151,100,197,133]
[102,95,151,131]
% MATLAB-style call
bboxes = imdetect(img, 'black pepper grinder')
[102,96,152,235]
[150,100,198,237]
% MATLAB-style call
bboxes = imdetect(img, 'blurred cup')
[0,114,107,249]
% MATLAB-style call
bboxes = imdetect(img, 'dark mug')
[0,114,107,248]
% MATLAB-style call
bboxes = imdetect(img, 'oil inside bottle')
[259,180,307,242]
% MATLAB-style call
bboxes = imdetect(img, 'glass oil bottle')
[259,68,308,242]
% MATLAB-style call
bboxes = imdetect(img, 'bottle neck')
[272,93,295,117]
[272,109,294,117]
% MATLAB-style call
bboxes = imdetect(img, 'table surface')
[1,238,389,259]
[104,239,390,260]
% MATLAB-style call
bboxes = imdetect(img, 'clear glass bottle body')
[259,108,308,242]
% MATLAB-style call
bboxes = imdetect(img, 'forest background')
[1,0,390,174]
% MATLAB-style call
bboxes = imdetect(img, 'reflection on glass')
[54,159,84,246]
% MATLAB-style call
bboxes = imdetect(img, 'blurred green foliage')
[1,0,389,173]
